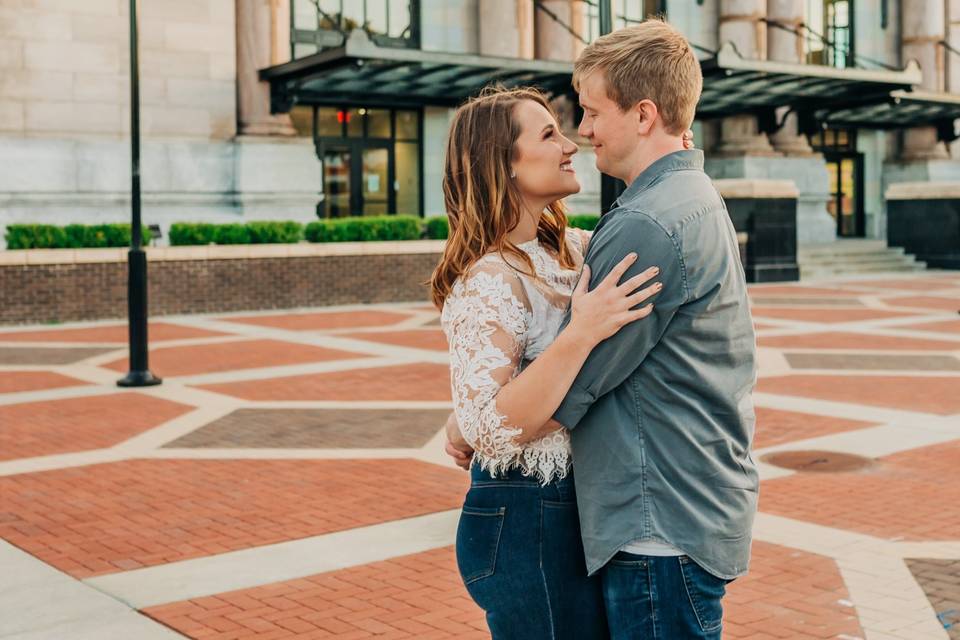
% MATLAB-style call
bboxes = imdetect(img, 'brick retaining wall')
[0,242,443,326]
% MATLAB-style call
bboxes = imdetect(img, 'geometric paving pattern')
[759,439,960,541]
[0,458,467,578]
[0,346,118,365]
[165,408,452,449]
[1,271,959,639]
[143,546,489,640]
[783,352,960,371]
[906,559,960,639]
[0,392,194,461]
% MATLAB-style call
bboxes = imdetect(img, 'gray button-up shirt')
[553,150,758,580]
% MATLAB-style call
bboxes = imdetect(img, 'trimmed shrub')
[247,220,303,244]
[169,223,217,246]
[305,215,422,243]
[211,224,251,245]
[5,223,151,249]
[566,214,600,231]
[424,216,449,240]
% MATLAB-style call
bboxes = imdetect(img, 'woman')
[430,86,669,639]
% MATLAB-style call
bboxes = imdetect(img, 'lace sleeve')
[441,260,531,474]
[565,226,592,256]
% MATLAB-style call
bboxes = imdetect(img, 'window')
[804,0,853,69]
[291,0,419,58]
[585,0,665,43]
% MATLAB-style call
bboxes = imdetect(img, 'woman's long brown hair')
[429,86,577,309]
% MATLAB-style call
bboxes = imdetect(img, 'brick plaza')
[1,272,958,640]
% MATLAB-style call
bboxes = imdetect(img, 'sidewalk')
[1,272,958,640]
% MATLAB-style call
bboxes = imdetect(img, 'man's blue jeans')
[601,552,731,639]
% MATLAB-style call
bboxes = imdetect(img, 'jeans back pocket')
[456,505,506,585]
[679,556,728,634]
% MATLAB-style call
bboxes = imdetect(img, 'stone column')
[716,0,778,155]
[236,0,296,136]
[766,0,815,155]
[902,0,948,159]
[479,0,534,58]
[535,0,587,62]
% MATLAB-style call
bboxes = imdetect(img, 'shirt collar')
[612,149,705,210]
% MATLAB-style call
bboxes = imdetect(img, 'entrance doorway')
[809,128,865,238]
[306,107,421,219]
[321,142,393,217]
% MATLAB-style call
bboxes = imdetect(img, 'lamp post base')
[117,370,162,387]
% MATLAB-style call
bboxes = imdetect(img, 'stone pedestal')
[716,179,800,282]
[706,155,834,244]
[886,182,960,268]
[236,0,296,136]
[479,0,534,58]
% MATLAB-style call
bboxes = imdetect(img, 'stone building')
[1,1,958,253]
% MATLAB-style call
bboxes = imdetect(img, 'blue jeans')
[601,552,731,639]
[455,465,608,640]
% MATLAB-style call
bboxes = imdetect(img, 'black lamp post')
[598,0,626,213]
[118,0,161,388]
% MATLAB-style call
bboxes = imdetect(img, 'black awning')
[818,90,960,141]
[698,43,922,123]
[260,30,574,112]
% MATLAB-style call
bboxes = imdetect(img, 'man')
[448,19,757,639]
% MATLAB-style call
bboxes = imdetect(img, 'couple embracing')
[430,19,758,640]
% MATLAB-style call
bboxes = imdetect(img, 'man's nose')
[578,116,590,139]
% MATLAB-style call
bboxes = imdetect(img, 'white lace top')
[441,227,591,484]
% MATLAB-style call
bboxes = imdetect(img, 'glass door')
[824,152,865,237]
[322,147,351,218]
[361,146,390,215]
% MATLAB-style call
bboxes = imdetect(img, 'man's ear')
[635,99,658,136]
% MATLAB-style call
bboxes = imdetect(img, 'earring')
[510,171,516,178]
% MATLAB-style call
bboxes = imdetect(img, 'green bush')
[247,220,303,244]
[169,222,217,246]
[5,223,151,249]
[305,215,422,243]
[566,214,600,231]
[211,223,251,245]
[424,216,449,240]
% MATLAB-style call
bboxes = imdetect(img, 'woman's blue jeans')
[455,465,608,640]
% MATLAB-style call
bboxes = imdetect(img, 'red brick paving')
[0,323,230,343]
[340,330,449,352]
[757,374,960,415]
[198,363,452,402]
[142,540,863,640]
[758,331,960,351]
[101,340,369,377]
[837,278,959,291]
[883,295,960,312]
[724,541,863,640]
[760,438,960,541]
[750,307,918,323]
[143,546,487,640]
[754,408,877,449]
[0,392,193,462]
[220,311,412,332]
[898,319,960,335]
[0,371,90,394]
[748,285,864,297]
[0,459,467,577]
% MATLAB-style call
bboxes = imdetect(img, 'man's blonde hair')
[573,19,702,135]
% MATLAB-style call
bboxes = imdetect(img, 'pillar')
[479,0,534,58]
[766,0,815,155]
[902,0,948,159]
[535,0,587,62]
[236,0,296,136]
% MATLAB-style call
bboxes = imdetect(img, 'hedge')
[5,215,601,249]
[304,215,421,243]
[567,214,600,231]
[5,224,152,249]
